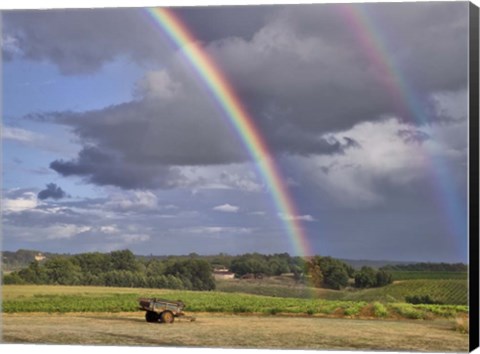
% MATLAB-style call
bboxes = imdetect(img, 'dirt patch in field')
[2,312,468,352]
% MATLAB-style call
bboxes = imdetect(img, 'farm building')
[35,253,46,262]
[213,267,235,280]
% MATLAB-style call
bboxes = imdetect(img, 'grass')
[2,312,470,351]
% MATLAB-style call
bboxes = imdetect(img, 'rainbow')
[145,7,313,257]
[338,4,467,256]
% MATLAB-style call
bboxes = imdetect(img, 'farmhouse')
[212,267,235,280]
[35,253,46,262]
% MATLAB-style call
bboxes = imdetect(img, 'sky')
[1,1,471,262]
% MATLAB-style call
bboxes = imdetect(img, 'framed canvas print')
[1,0,479,353]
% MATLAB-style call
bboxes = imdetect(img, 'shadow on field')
[79,314,146,324]
[95,331,164,345]
[78,314,197,325]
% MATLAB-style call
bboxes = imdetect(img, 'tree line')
[305,256,393,290]
[3,250,215,290]
[2,250,394,291]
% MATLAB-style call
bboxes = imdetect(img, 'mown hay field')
[1,311,469,351]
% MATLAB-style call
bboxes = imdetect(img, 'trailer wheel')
[161,310,175,324]
[145,311,159,323]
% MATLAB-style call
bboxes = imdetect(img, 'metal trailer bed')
[138,298,194,323]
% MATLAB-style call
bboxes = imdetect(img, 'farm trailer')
[138,298,194,323]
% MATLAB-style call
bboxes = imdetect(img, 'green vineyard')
[342,279,467,305]
[2,285,468,319]
[389,271,468,281]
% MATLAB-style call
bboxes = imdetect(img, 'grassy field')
[1,285,468,319]
[2,311,469,351]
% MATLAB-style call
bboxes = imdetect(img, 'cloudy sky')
[1,2,470,262]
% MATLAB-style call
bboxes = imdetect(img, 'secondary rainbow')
[145,7,312,257]
[338,4,467,256]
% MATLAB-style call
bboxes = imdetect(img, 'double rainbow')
[145,8,312,257]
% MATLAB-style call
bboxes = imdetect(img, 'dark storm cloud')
[50,146,186,189]
[37,183,67,200]
[2,6,275,75]
[12,2,468,191]
[2,8,166,75]
[175,5,273,43]
[207,2,468,134]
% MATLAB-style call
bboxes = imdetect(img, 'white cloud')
[278,213,316,222]
[177,226,252,235]
[3,126,42,143]
[1,34,21,55]
[2,191,39,213]
[212,203,240,213]
[45,224,91,240]
[2,125,76,154]
[177,164,262,192]
[100,225,119,234]
[105,190,158,211]
[291,117,467,208]
[116,233,150,243]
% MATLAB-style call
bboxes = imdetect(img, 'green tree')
[230,254,269,277]
[2,272,26,284]
[306,256,350,290]
[164,259,215,290]
[109,250,140,272]
[72,252,111,274]
[354,266,377,288]
[145,260,166,277]
[375,269,393,287]
[323,265,349,290]
[44,257,82,285]
[17,261,48,284]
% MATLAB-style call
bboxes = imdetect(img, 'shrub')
[373,302,388,318]
[392,304,424,319]
[376,270,393,286]
[354,267,377,288]
[233,306,249,313]
[405,294,442,305]
[354,267,393,288]
[2,273,26,285]
[268,308,280,315]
